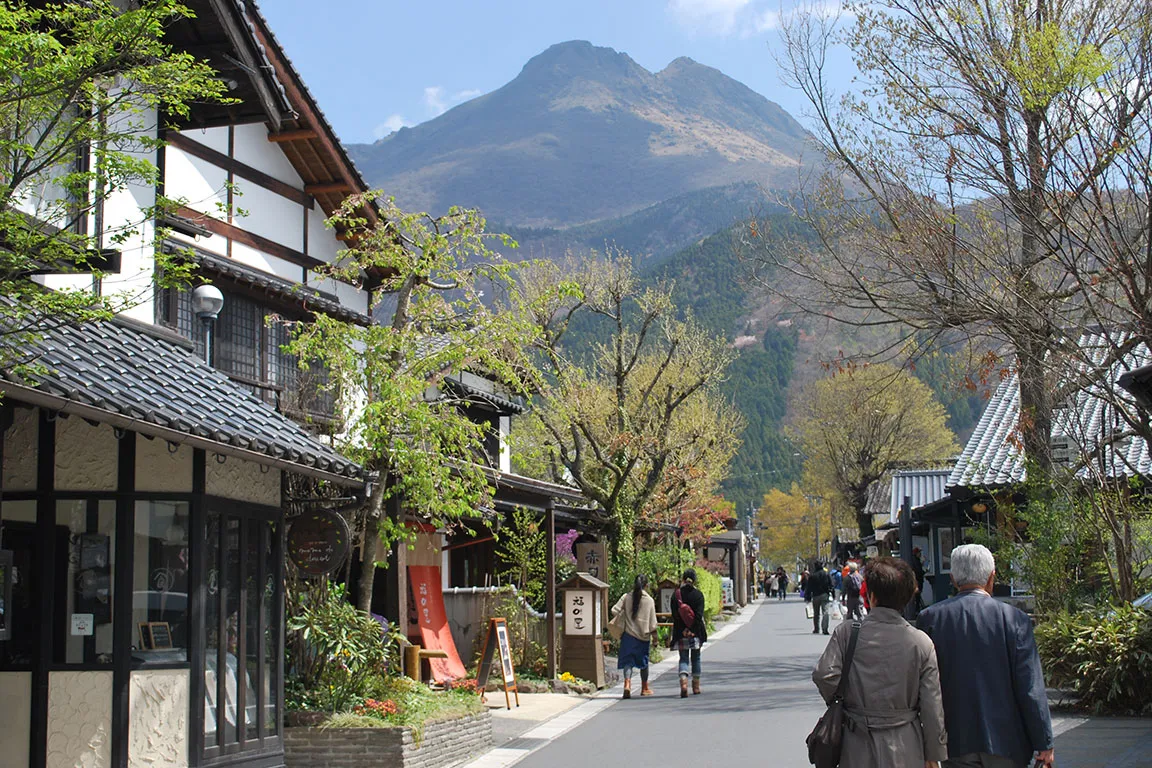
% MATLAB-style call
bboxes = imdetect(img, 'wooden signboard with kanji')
[476,617,519,709]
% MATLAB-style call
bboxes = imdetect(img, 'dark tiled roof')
[949,334,1152,488]
[443,377,525,415]
[165,240,371,325]
[1,315,362,483]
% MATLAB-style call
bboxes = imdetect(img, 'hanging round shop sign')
[287,509,351,576]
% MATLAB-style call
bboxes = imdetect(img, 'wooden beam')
[267,129,319,143]
[174,205,325,272]
[305,182,353,195]
[167,132,313,209]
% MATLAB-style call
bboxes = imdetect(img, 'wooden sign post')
[476,618,519,709]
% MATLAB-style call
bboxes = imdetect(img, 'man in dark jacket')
[916,544,1054,768]
[806,561,834,634]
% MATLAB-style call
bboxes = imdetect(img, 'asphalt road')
[512,597,830,768]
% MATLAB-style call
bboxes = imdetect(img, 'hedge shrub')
[1035,604,1152,715]
[694,568,723,622]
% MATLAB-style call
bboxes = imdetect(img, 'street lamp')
[191,284,224,364]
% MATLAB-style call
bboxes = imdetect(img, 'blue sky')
[260,0,837,145]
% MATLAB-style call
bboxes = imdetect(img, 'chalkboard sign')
[287,509,351,576]
[0,550,12,642]
[476,617,519,710]
[138,621,173,650]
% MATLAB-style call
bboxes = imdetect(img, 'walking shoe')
[812,629,819,634]
[692,678,701,695]
[623,680,631,699]
[640,684,654,697]
[823,630,830,635]
[679,676,689,698]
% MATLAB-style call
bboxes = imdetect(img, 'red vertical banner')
[407,565,468,681]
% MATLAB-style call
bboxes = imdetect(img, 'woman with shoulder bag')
[669,568,708,699]
[811,557,946,768]
[610,574,658,698]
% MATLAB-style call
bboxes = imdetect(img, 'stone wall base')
[284,712,492,768]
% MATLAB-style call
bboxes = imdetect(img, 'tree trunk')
[356,514,379,613]
[355,481,388,613]
[1016,337,1053,475]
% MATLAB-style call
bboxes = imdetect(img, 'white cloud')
[667,0,752,35]
[423,86,483,117]
[670,0,848,37]
[373,114,409,139]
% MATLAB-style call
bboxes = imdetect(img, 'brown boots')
[679,675,689,698]
[640,683,654,696]
[622,679,631,699]
[692,677,701,695]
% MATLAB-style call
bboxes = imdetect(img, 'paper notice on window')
[71,613,94,636]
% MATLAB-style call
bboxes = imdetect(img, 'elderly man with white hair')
[916,544,1054,768]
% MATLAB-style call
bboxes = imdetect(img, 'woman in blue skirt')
[611,574,658,698]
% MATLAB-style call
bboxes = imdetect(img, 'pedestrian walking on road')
[670,568,707,698]
[832,566,843,599]
[768,572,778,599]
[845,561,864,621]
[808,561,834,635]
[776,567,789,601]
[611,574,658,699]
[813,557,947,768]
[916,544,1054,768]
[800,569,810,600]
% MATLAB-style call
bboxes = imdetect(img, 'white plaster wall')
[230,241,304,284]
[135,437,193,493]
[499,416,511,473]
[55,417,118,491]
[165,147,228,217]
[205,455,280,506]
[96,103,160,327]
[232,123,306,188]
[128,669,189,768]
[231,183,303,251]
[306,271,370,316]
[46,670,113,768]
[3,405,38,491]
[306,206,340,263]
[178,125,229,154]
[0,672,31,768]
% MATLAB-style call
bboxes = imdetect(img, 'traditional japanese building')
[0,2,376,766]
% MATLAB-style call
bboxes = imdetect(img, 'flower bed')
[284,711,492,768]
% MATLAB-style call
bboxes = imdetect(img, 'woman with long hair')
[610,573,658,698]
[669,568,708,698]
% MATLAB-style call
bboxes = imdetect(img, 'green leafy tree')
[495,506,548,610]
[289,195,548,612]
[0,0,231,368]
[792,364,959,538]
[516,253,743,558]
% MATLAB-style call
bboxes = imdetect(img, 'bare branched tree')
[750,0,1152,472]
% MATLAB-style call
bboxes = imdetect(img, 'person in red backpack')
[670,568,708,698]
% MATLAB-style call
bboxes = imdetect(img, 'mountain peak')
[517,40,648,84]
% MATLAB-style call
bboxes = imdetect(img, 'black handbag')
[806,621,862,768]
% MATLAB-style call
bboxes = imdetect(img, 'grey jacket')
[916,590,1053,763]
[813,608,948,768]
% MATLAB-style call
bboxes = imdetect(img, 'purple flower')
[556,529,579,564]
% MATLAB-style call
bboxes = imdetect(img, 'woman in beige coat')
[813,557,947,768]
[611,574,658,698]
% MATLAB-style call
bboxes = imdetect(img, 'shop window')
[0,501,37,669]
[132,501,191,663]
[55,499,117,666]
[203,509,281,757]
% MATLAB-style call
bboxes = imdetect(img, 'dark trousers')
[846,596,863,621]
[812,593,830,633]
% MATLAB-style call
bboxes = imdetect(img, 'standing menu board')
[476,617,519,710]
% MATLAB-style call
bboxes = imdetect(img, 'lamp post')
[191,284,224,364]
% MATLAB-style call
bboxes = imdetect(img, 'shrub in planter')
[286,582,398,712]
[1035,604,1152,715]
